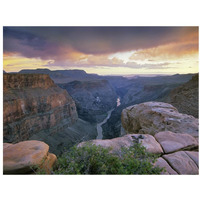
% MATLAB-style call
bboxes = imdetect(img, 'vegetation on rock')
[50,142,164,175]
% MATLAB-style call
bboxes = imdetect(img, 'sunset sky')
[3,26,199,75]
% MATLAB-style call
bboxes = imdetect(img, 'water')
[96,97,121,139]
[96,109,114,139]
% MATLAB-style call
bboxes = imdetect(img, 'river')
[96,97,121,139]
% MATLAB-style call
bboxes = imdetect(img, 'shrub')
[52,142,164,175]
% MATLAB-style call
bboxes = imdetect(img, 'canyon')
[80,102,199,175]
[3,73,97,155]
[3,70,199,174]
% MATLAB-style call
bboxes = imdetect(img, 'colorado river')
[96,97,121,139]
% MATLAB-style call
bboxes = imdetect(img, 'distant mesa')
[18,68,100,84]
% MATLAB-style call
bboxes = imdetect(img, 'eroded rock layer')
[164,74,199,118]
[121,102,198,138]
[3,74,78,143]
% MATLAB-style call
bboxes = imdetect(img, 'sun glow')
[3,53,54,72]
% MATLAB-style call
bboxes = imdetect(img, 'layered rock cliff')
[58,80,117,123]
[164,74,199,118]
[3,74,97,155]
[3,74,78,143]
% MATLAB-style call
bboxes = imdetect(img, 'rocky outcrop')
[79,132,199,175]
[3,74,78,143]
[79,102,199,175]
[102,74,195,139]
[162,151,198,175]
[59,80,117,123]
[78,134,163,155]
[120,102,199,174]
[121,102,198,138]
[3,74,97,155]
[3,140,57,174]
[164,74,199,118]
[3,73,55,91]
[154,131,198,153]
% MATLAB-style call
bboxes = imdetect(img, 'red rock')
[3,74,78,143]
[3,140,57,174]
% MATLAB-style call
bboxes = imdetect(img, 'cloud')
[4,26,198,57]
[3,27,198,73]
[130,41,198,61]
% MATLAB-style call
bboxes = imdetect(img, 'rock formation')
[154,131,198,153]
[3,74,97,154]
[19,68,101,84]
[80,102,199,175]
[102,73,195,139]
[78,133,163,155]
[3,140,57,174]
[4,74,78,143]
[121,102,198,138]
[164,73,199,118]
[59,80,117,123]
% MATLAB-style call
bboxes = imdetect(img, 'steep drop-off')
[3,74,97,154]
[4,74,78,142]
[102,74,195,139]
[58,80,117,123]
[80,102,199,175]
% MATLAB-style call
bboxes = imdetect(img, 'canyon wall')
[164,74,199,118]
[3,74,78,143]
[58,80,117,123]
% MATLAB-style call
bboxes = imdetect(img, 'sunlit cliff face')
[3,27,198,75]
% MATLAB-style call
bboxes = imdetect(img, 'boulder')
[121,102,198,137]
[154,131,198,153]
[3,140,57,174]
[154,157,178,175]
[162,151,198,175]
[78,134,163,154]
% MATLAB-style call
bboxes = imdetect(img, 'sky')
[3,26,199,75]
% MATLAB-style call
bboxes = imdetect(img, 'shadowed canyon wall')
[3,74,78,143]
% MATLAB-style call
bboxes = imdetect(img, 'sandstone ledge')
[121,102,198,137]
[3,140,57,174]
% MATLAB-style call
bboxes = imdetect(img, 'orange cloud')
[130,41,198,61]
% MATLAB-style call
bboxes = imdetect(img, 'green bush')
[52,142,164,175]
